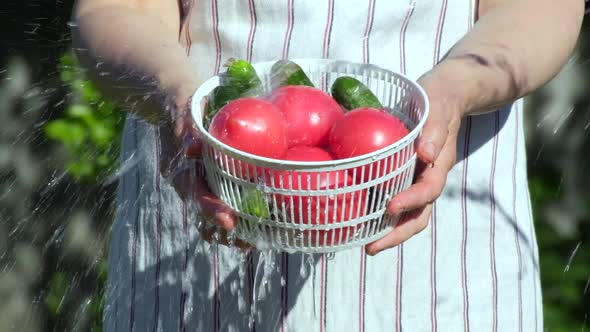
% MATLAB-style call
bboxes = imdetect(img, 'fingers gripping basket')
[191,59,429,253]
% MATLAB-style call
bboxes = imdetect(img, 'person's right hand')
[166,84,251,249]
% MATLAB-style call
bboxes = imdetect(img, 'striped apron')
[104,1,543,331]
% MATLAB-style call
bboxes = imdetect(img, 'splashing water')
[552,106,576,135]
[248,250,278,328]
[2,1,590,331]
[564,241,582,273]
[299,252,316,278]
[236,253,248,314]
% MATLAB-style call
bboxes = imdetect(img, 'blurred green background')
[1,1,589,331]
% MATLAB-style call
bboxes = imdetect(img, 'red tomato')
[268,86,344,148]
[267,146,368,246]
[283,145,334,162]
[329,107,410,182]
[299,188,368,247]
[209,97,288,158]
[209,97,288,179]
[266,146,343,190]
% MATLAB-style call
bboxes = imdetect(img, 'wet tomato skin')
[268,85,345,148]
[328,107,410,182]
[267,146,368,246]
[209,97,289,159]
[209,97,289,179]
[283,145,334,162]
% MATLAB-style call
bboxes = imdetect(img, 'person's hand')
[166,83,251,249]
[365,65,465,256]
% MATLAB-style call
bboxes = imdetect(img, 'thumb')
[416,68,464,165]
[170,95,203,159]
[179,111,203,159]
[416,103,450,164]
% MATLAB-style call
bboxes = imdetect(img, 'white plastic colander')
[191,59,429,253]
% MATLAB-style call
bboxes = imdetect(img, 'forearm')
[422,0,585,115]
[71,2,199,121]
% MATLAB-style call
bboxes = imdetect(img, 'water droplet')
[227,230,237,247]
[212,231,220,243]
[553,106,575,135]
[299,254,307,277]
[564,241,581,273]
[230,280,238,294]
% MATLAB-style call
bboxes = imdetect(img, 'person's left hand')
[166,83,252,250]
[365,66,466,256]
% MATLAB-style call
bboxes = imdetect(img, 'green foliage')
[529,170,590,331]
[45,272,68,318]
[43,263,108,331]
[44,52,125,183]
[89,261,108,332]
[41,51,117,331]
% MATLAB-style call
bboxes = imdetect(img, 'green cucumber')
[239,188,270,219]
[203,85,242,129]
[270,60,314,88]
[204,59,264,128]
[330,76,383,110]
[222,58,263,95]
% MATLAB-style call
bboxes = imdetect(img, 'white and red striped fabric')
[104,1,543,331]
